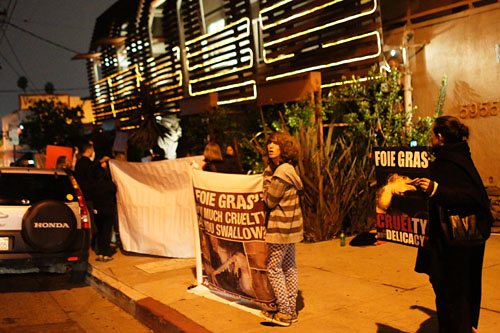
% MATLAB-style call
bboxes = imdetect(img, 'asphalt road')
[0,272,152,332]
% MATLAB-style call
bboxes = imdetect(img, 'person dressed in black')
[223,145,243,174]
[92,156,117,261]
[202,142,228,173]
[151,144,166,161]
[74,141,99,249]
[415,116,493,332]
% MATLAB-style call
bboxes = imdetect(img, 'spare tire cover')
[22,200,77,253]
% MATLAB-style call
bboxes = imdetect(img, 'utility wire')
[5,21,80,54]
[0,0,16,46]
[3,33,39,90]
[0,49,21,76]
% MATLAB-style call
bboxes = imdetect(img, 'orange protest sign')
[45,145,73,169]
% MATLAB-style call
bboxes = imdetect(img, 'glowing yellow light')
[217,83,257,105]
[266,31,381,81]
[185,17,250,47]
[259,0,342,30]
[262,0,377,48]
[110,75,137,88]
[149,61,173,72]
[259,0,293,15]
[188,50,253,87]
[149,71,182,85]
[113,86,136,96]
[263,52,295,64]
[187,51,236,71]
[95,64,139,84]
[121,125,138,131]
[120,117,130,121]
[321,76,372,88]
[321,30,378,48]
[173,46,180,61]
[189,79,255,99]
[164,96,183,103]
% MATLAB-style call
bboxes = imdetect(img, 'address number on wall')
[459,101,498,119]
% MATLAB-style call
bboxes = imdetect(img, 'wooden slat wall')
[145,1,183,114]
[181,0,256,105]
[259,0,383,87]
[87,0,384,128]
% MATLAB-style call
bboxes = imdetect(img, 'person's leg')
[282,243,298,316]
[267,243,290,315]
[96,212,114,258]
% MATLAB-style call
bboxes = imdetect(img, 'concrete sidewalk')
[87,234,500,332]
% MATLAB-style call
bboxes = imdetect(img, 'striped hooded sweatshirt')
[263,163,304,244]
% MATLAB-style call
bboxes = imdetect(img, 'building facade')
[83,0,384,130]
[84,0,499,188]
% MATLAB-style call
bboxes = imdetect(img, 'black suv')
[0,167,91,282]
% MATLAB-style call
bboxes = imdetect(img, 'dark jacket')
[74,156,97,203]
[415,141,492,330]
[223,155,243,174]
[92,164,117,214]
[203,160,229,173]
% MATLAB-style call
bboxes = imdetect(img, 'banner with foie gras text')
[374,147,430,247]
[192,169,276,310]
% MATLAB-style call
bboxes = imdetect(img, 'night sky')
[0,0,116,117]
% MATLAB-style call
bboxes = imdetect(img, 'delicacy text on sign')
[376,214,428,247]
[195,189,267,241]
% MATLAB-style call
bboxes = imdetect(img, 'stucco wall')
[384,5,500,187]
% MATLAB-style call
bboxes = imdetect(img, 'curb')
[86,265,211,333]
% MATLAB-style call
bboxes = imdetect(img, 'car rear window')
[0,173,76,205]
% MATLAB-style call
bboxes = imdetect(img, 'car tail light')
[67,256,79,262]
[69,175,90,229]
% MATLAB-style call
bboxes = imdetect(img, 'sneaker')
[260,310,292,327]
[291,311,298,323]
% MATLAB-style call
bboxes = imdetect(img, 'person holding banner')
[260,131,303,327]
[202,142,228,173]
[415,116,492,332]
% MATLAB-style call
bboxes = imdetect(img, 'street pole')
[402,28,413,126]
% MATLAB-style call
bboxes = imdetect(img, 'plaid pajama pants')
[267,243,298,316]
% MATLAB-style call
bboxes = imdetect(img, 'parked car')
[0,167,91,282]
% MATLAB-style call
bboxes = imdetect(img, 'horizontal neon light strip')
[185,17,250,47]
[263,52,295,64]
[164,96,183,103]
[259,0,293,15]
[321,30,378,48]
[266,31,381,81]
[157,84,182,93]
[260,0,342,30]
[188,48,253,84]
[94,64,139,85]
[187,50,236,71]
[217,83,257,105]
[189,79,256,98]
[149,71,182,85]
[321,76,370,88]
[113,86,136,96]
[263,0,377,48]
[187,34,247,59]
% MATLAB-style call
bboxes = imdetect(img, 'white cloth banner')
[109,156,204,258]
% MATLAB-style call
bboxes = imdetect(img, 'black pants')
[94,210,115,257]
[430,244,485,333]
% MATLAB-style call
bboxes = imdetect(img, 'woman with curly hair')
[260,131,303,327]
